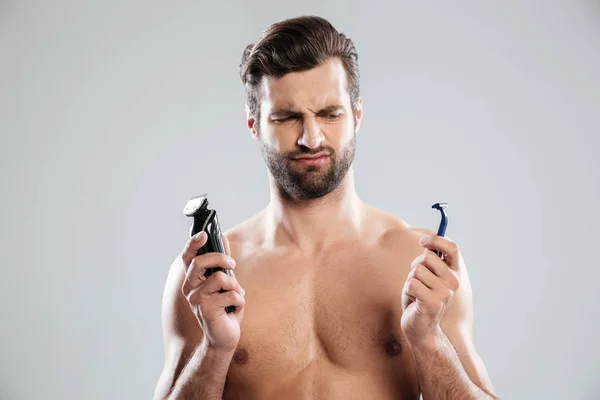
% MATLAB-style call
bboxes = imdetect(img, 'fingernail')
[228,257,236,266]
[419,236,430,245]
[196,231,205,239]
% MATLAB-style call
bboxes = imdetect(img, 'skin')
[154,57,499,399]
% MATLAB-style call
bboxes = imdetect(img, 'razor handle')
[431,202,448,258]
[190,208,236,314]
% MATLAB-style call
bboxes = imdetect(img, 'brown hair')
[239,15,360,127]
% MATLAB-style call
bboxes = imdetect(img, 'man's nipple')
[233,348,249,365]
[384,338,402,357]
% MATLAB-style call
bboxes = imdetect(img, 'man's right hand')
[180,231,246,352]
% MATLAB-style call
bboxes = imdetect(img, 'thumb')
[181,231,208,268]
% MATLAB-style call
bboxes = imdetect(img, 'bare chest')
[225,244,419,397]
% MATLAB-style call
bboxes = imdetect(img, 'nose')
[297,118,324,149]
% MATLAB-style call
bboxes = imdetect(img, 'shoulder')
[223,210,266,261]
[365,204,436,254]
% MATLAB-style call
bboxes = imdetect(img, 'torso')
[221,206,426,400]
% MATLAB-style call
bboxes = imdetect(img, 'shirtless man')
[153,15,499,400]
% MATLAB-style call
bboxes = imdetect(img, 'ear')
[354,97,363,133]
[245,103,259,141]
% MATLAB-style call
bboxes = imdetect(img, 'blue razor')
[431,202,448,257]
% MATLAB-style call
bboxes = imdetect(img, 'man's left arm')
[402,229,499,399]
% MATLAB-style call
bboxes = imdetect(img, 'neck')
[263,167,365,255]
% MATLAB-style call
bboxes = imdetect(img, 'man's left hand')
[400,235,463,347]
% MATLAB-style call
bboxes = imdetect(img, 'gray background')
[1,0,599,399]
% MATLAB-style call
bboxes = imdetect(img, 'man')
[153,15,499,400]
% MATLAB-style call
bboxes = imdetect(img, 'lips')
[293,152,329,160]
[292,153,329,166]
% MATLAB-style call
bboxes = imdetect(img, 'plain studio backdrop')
[1,1,599,399]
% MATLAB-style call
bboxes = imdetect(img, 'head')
[239,15,363,200]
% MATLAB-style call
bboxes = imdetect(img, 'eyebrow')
[269,104,345,118]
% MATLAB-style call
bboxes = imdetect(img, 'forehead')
[259,58,350,112]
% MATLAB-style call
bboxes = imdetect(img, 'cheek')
[257,120,278,148]
[332,120,355,147]
[260,126,294,152]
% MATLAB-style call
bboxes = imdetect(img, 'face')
[246,58,363,200]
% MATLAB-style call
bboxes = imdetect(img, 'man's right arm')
[165,338,235,399]
[153,257,234,400]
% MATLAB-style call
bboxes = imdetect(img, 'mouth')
[292,153,330,166]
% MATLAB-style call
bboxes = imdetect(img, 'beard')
[259,133,356,201]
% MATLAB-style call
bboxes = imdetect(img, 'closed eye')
[273,114,341,124]
[273,116,296,124]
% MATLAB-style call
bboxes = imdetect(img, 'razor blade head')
[183,194,209,217]
[432,202,448,211]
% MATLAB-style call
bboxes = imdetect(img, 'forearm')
[410,328,498,400]
[167,339,234,400]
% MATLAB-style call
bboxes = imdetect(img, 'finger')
[189,286,245,321]
[186,270,246,308]
[185,253,236,291]
[416,250,448,277]
[418,250,460,291]
[408,263,443,290]
[191,252,236,272]
[199,270,245,297]
[405,276,429,300]
[401,286,416,311]
[181,231,208,269]
[419,235,461,269]
[222,234,231,257]
[215,290,246,312]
